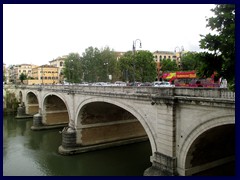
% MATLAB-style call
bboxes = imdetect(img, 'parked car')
[140,82,153,86]
[114,81,127,86]
[154,81,175,87]
[127,82,141,86]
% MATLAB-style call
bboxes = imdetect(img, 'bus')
[162,71,220,88]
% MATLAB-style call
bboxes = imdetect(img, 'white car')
[114,81,127,86]
[154,81,175,87]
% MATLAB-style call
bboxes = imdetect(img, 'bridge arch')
[25,91,39,115]
[42,92,70,125]
[178,114,235,175]
[75,97,157,154]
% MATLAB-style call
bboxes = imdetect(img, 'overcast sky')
[3,4,216,66]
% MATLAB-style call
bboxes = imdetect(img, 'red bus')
[162,71,220,88]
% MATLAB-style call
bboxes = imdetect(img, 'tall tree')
[81,47,100,83]
[81,46,118,82]
[118,51,134,82]
[118,50,156,82]
[135,50,156,82]
[180,52,201,71]
[63,53,83,83]
[97,46,118,82]
[199,4,235,90]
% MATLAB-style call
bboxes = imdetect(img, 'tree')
[135,50,156,82]
[19,73,27,83]
[97,46,118,82]
[63,53,83,83]
[199,4,235,91]
[195,52,223,81]
[180,52,201,71]
[160,59,179,72]
[118,50,156,82]
[80,46,118,83]
[118,51,134,82]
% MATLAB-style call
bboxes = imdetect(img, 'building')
[7,64,37,84]
[49,55,67,83]
[153,51,177,62]
[17,64,37,80]
[31,65,59,85]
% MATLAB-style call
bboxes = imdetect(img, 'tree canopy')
[118,50,156,82]
[63,52,82,83]
[160,59,179,72]
[199,4,235,90]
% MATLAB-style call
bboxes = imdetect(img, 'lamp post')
[68,60,73,84]
[104,61,109,82]
[132,39,142,85]
[174,46,184,69]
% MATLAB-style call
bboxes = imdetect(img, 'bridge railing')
[14,85,235,100]
[173,87,235,99]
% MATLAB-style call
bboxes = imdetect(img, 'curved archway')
[75,97,157,154]
[42,93,69,125]
[26,91,39,115]
[179,115,235,176]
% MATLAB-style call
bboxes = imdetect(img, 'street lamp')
[68,60,73,84]
[104,61,109,82]
[132,39,142,84]
[174,46,184,69]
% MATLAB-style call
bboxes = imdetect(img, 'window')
[60,62,63,66]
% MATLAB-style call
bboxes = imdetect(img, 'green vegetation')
[19,73,27,83]
[118,50,156,82]
[199,4,235,91]
[4,90,19,114]
[160,59,179,72]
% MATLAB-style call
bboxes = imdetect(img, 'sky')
[3,4,216,67]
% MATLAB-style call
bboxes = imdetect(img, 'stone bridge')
[5,84,235,176]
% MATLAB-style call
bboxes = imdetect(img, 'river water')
[3,115,152,176]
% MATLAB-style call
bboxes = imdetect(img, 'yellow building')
[30,65,59,85]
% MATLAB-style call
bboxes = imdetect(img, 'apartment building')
[49,55,67,83]
[31,65,59,85]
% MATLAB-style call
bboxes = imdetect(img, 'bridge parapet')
[14,85,235,100]
[174,87,235,99]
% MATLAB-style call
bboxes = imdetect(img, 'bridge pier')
[144,152,177,176]
[33,113,44,126]
[15,103,33,119]
[58,124,149,155]
[31,113,67,130]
